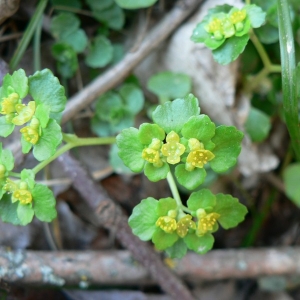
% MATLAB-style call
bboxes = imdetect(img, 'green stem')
[180,205,193,214]
[250,31,272,69]
[166,172,182,208]
[32,135,116,175]
[8,172,21,178]
[9,0,48,70]
[277,0,300,161]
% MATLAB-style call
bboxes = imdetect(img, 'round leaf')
[119,84,144,115]
[212,34,250,65]
[144,162,169,182]
[147,71,192,99]
[0,117,14,137]
[283,163,300,207]
[138,123,165,145]
[184,233,214,254]
[214,193,248,229]
[0,194,21,225]
[175,164,206,190]
[2,69,28,98]
[244,4,266,28]
[210,125,243,173]
[245,107,271,142]
[115,0,158,9]
[157,197,177,216]
[165,239,188,259]
[17,203,34,225]
[128,197,159,241]
[181,115,215,142]
[32,184,57,222]
[152,94,200,133]
[152,229,178,250]
[85,35,113,68]
[187,189,216,211]
[116,128,145,172]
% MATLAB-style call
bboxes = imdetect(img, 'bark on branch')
[0,247,298,286]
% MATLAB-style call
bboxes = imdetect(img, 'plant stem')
[32,135,116,175]
[181,205,193,214]
[166,172,182,208]
[8,172,21,178]
[9,0,48,70]
[277,0,300,161]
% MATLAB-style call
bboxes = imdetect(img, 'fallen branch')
[0,247,299,286]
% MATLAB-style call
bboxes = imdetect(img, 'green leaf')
[1,148,14,171]
[181,115,215,142]
[0,117,14,137]
[109,144,133,175]
[152,94,200,133]
[85,35,113,68]
[147,71,192,99]
[245,107,271,142]
[2,69,28,98]
[138,123,165,145]
[52,43,78,79]
[86,0,113,11]
[210,125,243,173]
[152,229,178,250]
[50,12,80,40]
[255,24,278,44]
[17,203,34,225]
[52,0,82,8]
[92,3,125,30]
[95,92,123,122]
[175,164,206,190]
[214,193,247,229]
[128,197,159,241]
[144,162,169,182]
[119,84,144,115]
[212,34,250,65]
[64,29,88,53]
[29,69,67,114]
[32,184,57,222]
[187,189,216,211]
[244,4,266,28]
[35,103,50,128]
[116,128,145,172]
[184,233,214,254]
[21,169,35,189]
[283,163,300,206]
[157,197,177,216]
[21,137,32,154]
[0,194,21,225]
[115,0,158,9]
[33,119,62,161]
[165,239,188,259]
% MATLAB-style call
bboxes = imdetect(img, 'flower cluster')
[117,95,243,189]
[129,189,247,256]
[0,69,66,161]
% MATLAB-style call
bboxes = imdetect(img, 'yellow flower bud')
[161,131,185,164]
[0,92,19,115]
[196,212,220,236]
[156,216,177,233]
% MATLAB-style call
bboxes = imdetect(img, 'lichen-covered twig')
[0,247,299,286]
[58,153,195,300]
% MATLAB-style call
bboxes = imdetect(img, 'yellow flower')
[156,216,177,233]
[142,138,163,167]
[230,10,246,24]
[196,211,220,236]
[176,215,196,238]
[0,92,19,115]
[12,189,32,205]
[185,138,215,171]
[161,131,185,164]
[12,101,36,125]
[20,117,40,144]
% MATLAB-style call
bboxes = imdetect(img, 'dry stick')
[58,153,194,300]
[0,247,300,286]
[61,0,203,124]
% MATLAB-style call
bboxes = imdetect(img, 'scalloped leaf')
[244,4,266,28]
[138,123,165,145]
[212,34,250,65]
[2,69,28,98]
[157,197,177,216]
[17,203,34,225]
[152,94,200,133]
[29,69,67,114]
[128,197,159,241]
[144,162,169,182]
[116,127,145,172]
[0,117,14,137]
[152,229,178,250]
[0,194,22,225]
[210,126,243,173]
[187,189,216,211]
[214,193,248,229]
[165,238,188,259]
[119,84,144,115]
[184,233,214,254]
[175,164,206,190]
